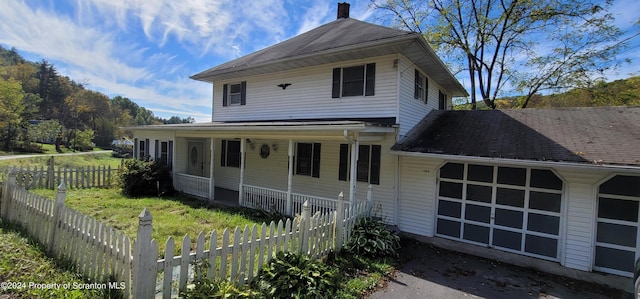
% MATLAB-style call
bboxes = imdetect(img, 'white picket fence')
[0,164,118,190]
[0,172,373,298]
[0,174,133,298]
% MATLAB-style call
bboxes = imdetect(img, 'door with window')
[436,162,564,261]
[187,141,204,176]
[594,175,640,277]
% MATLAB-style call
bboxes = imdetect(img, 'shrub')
[345,217,400,258]
[118,159,173,197]
[253,251,340,298]
[181,260,263,299]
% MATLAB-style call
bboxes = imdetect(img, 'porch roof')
[124,119,396,133]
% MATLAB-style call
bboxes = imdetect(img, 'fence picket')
[179,234,190,293]
[230,227,241,283]
[162,237,174,299]
[207,230,218,281]
[219,229,229,279]
[195,232,205,279]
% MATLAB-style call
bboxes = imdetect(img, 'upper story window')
[332,63,375,98]
[414,69,428,103]
[223,81,246,106]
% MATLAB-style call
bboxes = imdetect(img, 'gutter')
[390,150,640,173]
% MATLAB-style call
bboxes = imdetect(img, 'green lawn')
[32,188,273,255]
[0,152,124,169]
[0,222,105,298]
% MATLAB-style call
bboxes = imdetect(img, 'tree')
[374,0,631,109]
[0,78,25,149]
[29,119,63,144]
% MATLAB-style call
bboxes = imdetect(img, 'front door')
[187,141,204,176]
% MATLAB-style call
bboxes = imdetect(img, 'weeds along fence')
[0,172,373,298]
[0,174,133,298]
[0,164,118,190]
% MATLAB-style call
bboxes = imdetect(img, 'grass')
[0,152,124,169]
[31,188,274,255]
[0,221,106,298]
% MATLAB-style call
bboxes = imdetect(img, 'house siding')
[556,169,607,272]
[397,156,442,236]
[211,55,399,122]
[397,56,448,139]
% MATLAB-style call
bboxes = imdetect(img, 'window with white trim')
[222,82,246,106]
[332,63,375,98]
[414,69,428,103]
[296,143,321,178]
[220,140,241,168]
[338,144,381,185]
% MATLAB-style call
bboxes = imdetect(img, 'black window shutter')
[332,68,341,98]
[339,144,349,181]
[425,77,429,103]
[222,84,228,106]
[365,63,375,96]
[370,145,381,185]
[168,140,173,169]
[240,81,247,105]
[312,143,321,178]
[134,138,138,159]
[414,69,420,99]
[154,139,159,160]
[220,140,227,166]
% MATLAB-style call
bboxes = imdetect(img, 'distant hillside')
[455,76,640,110]
[0,45,193,151]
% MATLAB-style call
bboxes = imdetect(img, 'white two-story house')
[128,2,639,290]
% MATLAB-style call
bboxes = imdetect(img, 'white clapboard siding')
[212,55,399,123]
[398,156,442,236]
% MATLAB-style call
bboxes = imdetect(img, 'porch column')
[208,138,215,201]
[286,139,293,215]
[238,138,246,206]
[349,138,359,205]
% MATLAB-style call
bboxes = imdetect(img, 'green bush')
[253,251,340,298]
[118,159,173,197]
[181,260,263,299]
[345,217,400,258]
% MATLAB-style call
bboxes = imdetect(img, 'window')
[222,81,246,106]
[414,69,428,103]
[439,90,448,109]
[296,143,321,177]
[160,141,169,164]
[138,138,149,160]
[338,144,381,185]
[332,63,375,98]
[220,140,241,168]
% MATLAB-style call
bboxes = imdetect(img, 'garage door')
[436,162,564,261]
[594,175,640,277]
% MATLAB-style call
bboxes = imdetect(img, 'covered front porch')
[163,120,395,217]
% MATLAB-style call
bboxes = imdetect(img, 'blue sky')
[0,0,638,122]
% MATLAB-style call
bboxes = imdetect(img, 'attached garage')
[436,162,564,261]
[391,107,640,288]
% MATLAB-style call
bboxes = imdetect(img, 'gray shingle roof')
[190,17,468,97]
[392,107,640,167]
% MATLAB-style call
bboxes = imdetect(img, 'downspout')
[343,130,358,205]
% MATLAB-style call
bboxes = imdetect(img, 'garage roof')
[392,107,640,167]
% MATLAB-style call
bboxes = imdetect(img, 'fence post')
[300,200,311,255]
[47,156,55,189]
[1,172,16,220]
[334,192,345,252]
[133,208,156,298]
[48,180,66,255]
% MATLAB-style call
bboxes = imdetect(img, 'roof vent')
[337,2,350,19]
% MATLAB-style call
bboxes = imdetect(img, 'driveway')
[368,239,631,299]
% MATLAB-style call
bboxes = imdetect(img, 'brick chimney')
[337,2,350,19]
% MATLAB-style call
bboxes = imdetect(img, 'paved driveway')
[368,239,631,299]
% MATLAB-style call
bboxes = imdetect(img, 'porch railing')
[243,184,355,216]
[174,173,209,199]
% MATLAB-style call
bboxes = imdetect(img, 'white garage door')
[595,175,640,277]
[436,162,564,261]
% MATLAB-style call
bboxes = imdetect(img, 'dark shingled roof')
[392,107,640,167]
